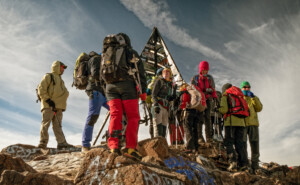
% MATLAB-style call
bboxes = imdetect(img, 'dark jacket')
[152,77,173,106]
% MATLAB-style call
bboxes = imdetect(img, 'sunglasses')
[243,86,251,89]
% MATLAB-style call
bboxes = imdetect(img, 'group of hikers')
[36,32,263,174]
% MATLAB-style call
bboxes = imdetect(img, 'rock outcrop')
[0,138,299,185]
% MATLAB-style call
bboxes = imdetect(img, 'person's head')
[222,83,232,94]
[240,81,251,95]
[59,62,67,75]
[179,83,188,91]
[51,60,67,75]
[162,68,172,81]
[199,61,209,76]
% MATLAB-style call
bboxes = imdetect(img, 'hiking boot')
[81,146,91,154]
[57,142,74,150]
[227,162,237,172]
[110,149,122,156]
[124,148,142,160]
[37,143,47,149]
[239,166,249,172]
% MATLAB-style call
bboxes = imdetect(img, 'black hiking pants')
[246,126,260,169]
[224,126,248,168]
[183,109,200,150]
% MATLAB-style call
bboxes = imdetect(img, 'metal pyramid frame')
[140,27,186,86]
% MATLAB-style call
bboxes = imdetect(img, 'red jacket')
[191,74,217,100]
[180,88,190,110]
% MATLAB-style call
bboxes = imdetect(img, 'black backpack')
[36,73,55,103]
[100,33,135,84]
[72,52,90,90]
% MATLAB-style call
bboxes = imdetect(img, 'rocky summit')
[0,138,299,185]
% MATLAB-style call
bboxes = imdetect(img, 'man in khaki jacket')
[37,61,72,149]
[241,81,263,173]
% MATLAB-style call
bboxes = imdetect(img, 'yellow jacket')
[219,95,246,127]
[38,61,69,111]
[244,96,263,126]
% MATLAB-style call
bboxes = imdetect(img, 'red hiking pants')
[108,98,140,149]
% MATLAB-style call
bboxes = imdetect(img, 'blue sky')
[0,0,299,166]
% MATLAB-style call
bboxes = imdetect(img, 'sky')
[0,0,299,166]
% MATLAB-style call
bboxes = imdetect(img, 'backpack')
[225,86,249,118]
[100,33,134,84]
[185,85,206,112]
[36,73,55,103]
[72,52,90,90]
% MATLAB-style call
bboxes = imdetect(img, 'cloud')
[120,0,227,61]
[224,41,243,53]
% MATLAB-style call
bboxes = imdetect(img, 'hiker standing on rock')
[219,83,248,171]
[81,52,110,153]
[152,68,175,138]
[37,61,73,150]
[100,33,147,160]
[191,61,218,142]
[240,81,263,173]
[179,83,201,152]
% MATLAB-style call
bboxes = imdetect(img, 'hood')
[199,61,209,73]
[51,60,63,75]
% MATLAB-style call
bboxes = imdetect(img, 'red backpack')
[225,86,249,118]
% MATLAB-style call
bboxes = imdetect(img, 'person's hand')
[139,93,147,101]
[247,91,255,98]
[206,88,213,93]
[46,99,55,109]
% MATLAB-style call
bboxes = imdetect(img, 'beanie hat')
[240,81,251,89]
[222,83,232,94]
[199,61,209,73]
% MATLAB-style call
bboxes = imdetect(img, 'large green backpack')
[100,33,135,84]
[72,52,90,90]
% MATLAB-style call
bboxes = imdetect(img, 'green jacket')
[244,96,263,126]
[219,95,246,127]
[38,61,69,111]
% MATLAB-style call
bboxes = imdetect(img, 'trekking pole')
[176,113,184,144]
[175,118,178,148]
[129,57,154,136]
[93,111,110,146]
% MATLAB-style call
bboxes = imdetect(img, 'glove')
[154,104,160,114]
[206,88,213,93]
[247,91,255,98]
[139,93,147,101]
[46,99,55,109]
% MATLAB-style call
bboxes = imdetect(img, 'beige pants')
[40,108,66,145]
[153,104,169,137]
